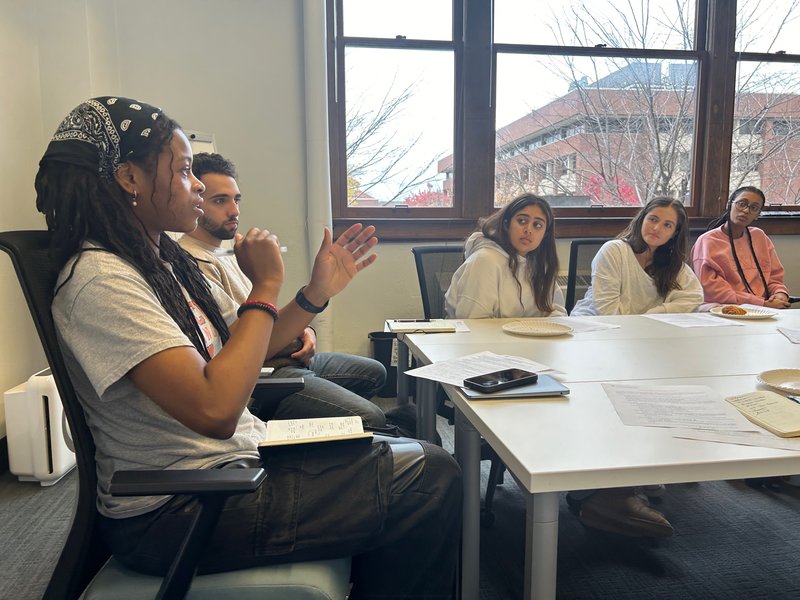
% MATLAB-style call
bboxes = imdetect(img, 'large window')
[328,0,800,239]
[734,1,800,207]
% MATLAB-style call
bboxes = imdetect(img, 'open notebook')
[461,374,569,400]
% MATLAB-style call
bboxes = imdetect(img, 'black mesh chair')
[565,238,612,314]
[688,227,705,261]
[410,244,506,525]
[0,230,350,600]
[411,245,466,319]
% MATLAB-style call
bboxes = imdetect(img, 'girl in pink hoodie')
[691,186,791,309]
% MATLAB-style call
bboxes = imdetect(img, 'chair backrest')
[411,245,465,319]
[687,227,705,261]
[565,237,611,314]
[0,231,110,600]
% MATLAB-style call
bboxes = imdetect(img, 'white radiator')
[4,368,76,486]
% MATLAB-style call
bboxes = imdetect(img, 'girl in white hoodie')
[445,194,566,318]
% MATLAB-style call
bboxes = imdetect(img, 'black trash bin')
[368,332,398,397]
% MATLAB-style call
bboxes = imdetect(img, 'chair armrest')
[109,467,267,599]
[255,376,304,394]
[109,468,266,497]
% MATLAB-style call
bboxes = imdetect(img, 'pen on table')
[787,395,800,404]
[214,246,288,256]
[394,319,431,322]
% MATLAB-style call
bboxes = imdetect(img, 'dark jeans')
[252,352,388,427]
[100,436,462,599]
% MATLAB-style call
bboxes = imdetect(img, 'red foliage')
[583,175,640,206]
[403,183,451,207]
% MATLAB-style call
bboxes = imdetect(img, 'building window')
[734,0,800,207]
[328,0,800,239]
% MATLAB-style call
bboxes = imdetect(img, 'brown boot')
[578,488,673,538]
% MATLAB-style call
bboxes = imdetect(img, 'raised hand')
[304,224,378,304]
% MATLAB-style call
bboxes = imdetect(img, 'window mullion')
[696,0,737,217]
[459,0,495,219]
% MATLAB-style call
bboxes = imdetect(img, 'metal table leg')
[524,491,559,600]
[415,378,438,443]
[455,408,481,600]
[396,336,409,405]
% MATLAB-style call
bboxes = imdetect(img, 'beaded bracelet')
[295,286,329,314]
[237,300,279,321]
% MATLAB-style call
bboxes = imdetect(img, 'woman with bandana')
[36,97,461,599]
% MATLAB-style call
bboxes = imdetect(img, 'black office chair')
[411,245,466,320]
[411,244,506,526]
[0,230,351,600]
[565,238,612,314]
[688,227,705,262]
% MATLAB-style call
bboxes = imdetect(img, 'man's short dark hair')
[192,152,238,180]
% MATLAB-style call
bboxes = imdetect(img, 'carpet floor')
[3,410,800,599]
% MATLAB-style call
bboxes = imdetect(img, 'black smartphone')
[463,369,539,393]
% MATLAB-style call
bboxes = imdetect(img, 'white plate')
[757,369,800,394]
[709,305,777,320]
[502,320,573,337]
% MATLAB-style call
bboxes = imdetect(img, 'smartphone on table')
[463,368,539,393]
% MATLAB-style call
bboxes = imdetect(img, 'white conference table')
[398,312,800,600]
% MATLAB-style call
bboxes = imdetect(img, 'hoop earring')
[131,190,138,207]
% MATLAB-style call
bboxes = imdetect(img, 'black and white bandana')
[39,96,163,180]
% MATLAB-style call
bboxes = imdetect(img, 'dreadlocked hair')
[36,118,229,362]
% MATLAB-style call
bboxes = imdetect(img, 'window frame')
[328,0,800,240]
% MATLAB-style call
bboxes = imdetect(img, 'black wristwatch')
[295,286,329,313]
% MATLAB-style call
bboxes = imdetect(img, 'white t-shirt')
[52,245,266,518]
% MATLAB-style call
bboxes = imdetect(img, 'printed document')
[602,382,759,432]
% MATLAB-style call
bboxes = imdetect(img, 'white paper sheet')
[642,313,743,328]
[602,382,759,432]
[404,351,554,387]
[549,317,622,333]
[778,327,800,344]
[671,428,800,452]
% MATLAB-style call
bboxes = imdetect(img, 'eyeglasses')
[732,199,762,214]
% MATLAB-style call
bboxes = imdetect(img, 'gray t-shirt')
[52,246,267,518]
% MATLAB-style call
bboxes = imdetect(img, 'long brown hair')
[480,194,559,313]
[618,196,689,297]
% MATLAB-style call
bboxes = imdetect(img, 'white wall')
[0,1,50,437]
[1,0,799,439]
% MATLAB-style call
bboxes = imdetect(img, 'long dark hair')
[706,186,769,298]
[35,113,229,361]
[618,196,689,297]
[479,194,559,313]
